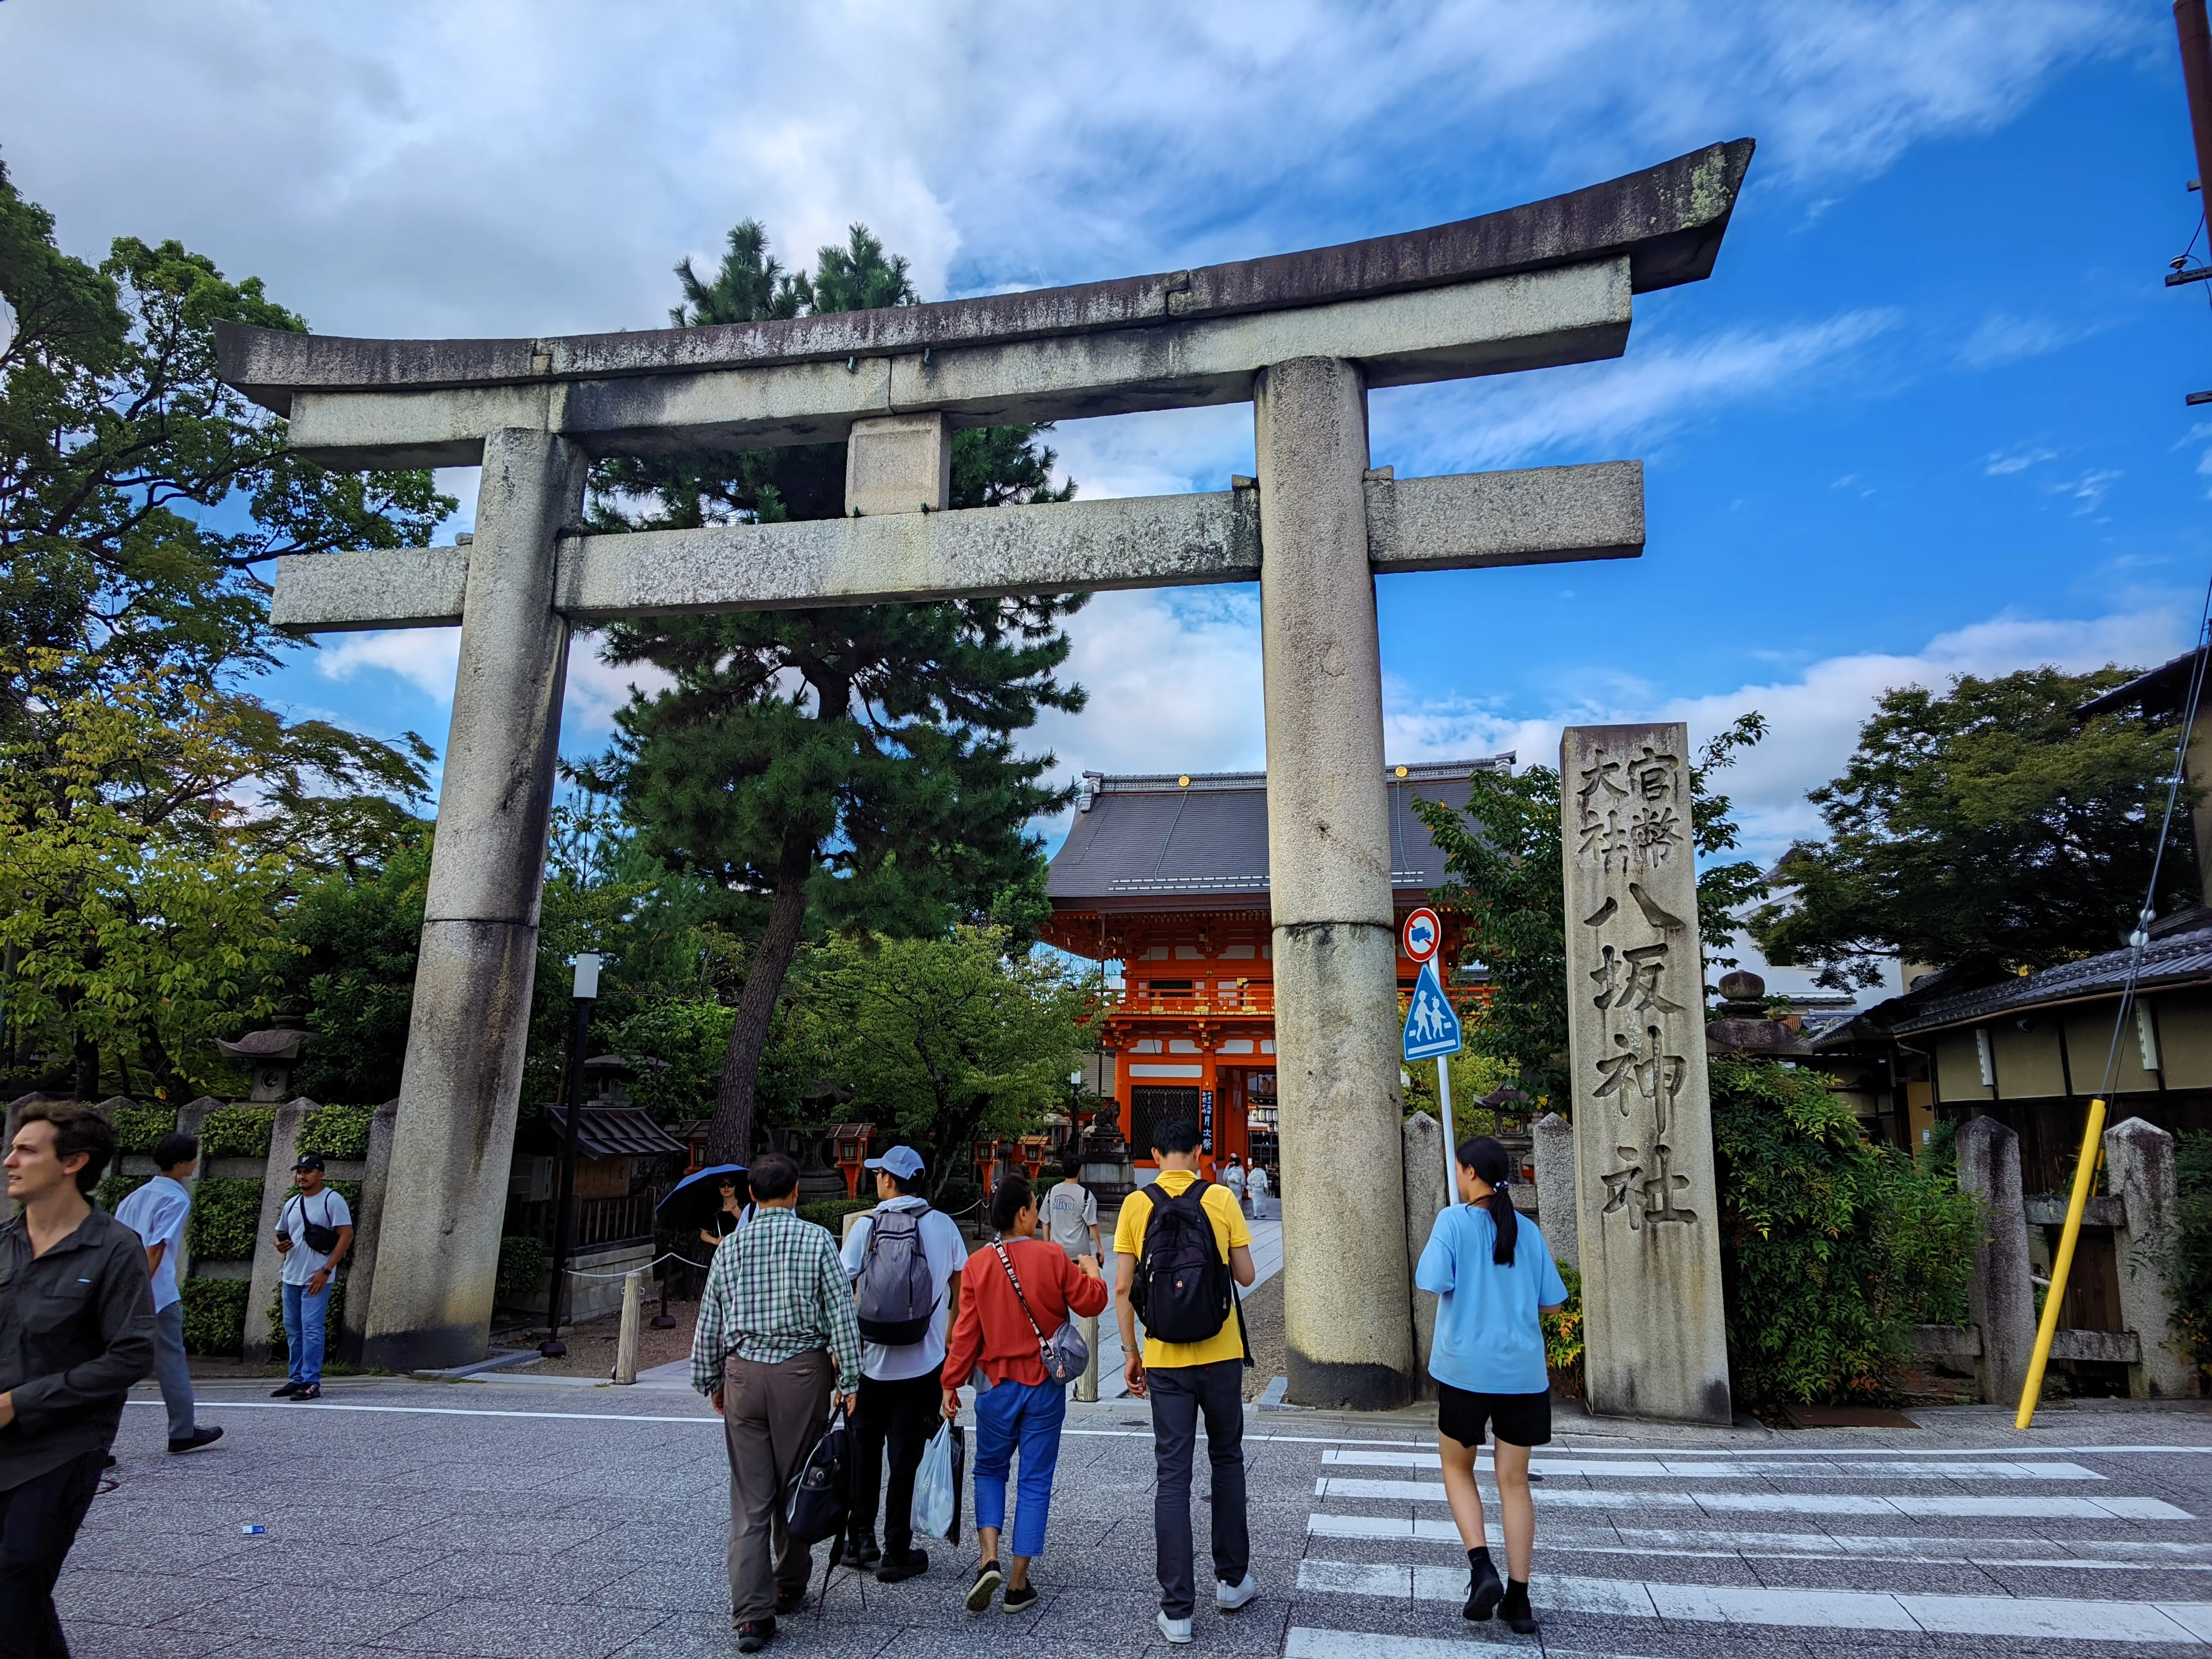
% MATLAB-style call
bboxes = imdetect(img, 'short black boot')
[1463,1546,1503,1621]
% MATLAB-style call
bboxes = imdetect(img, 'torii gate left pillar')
[219,139,1752,1388]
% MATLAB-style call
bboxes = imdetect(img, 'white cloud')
[1986,445,2058,475]
[2054,466,2122,515]
[312,624,668,742]
[0,0,2134,348]
[1373,310,1899,473]
[1375,606,2190,866]
[1956,313,2090,370]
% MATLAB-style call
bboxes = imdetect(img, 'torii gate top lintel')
[214,140,1751,469]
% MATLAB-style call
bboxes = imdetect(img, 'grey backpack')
[855,1206,938,1345]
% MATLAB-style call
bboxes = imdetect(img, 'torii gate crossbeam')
[218,139,1752,1400]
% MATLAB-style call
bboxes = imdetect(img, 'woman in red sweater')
[941,1173,1110,1614]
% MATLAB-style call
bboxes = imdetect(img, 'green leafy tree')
[0,163,448,1090]
[281,833,432,1104]
[1752,668,2198,988]
[584,221,1086,1163]
[1412,717,1768,1106]
[799,927,1092,1199]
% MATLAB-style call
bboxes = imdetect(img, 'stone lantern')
[215,1028,307,1102]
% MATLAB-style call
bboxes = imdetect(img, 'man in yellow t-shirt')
[1113,1116,1257,1645]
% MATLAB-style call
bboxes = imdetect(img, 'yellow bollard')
[2014,1096,2106,1429]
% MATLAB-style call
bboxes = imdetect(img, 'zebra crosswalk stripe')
[1311,1474,2193,1519]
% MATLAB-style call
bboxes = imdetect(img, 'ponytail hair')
[1457,1136,1518,1267]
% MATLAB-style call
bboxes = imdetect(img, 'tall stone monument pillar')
[1560,722,1730,1424]
[1257,356,1414,1409]
[361,428,587,1370]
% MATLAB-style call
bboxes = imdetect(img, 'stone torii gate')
[218,139,1753,1396]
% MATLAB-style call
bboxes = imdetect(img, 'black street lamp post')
[542,952,600,1358]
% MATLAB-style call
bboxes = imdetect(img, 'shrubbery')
[181,1278,248,1356]
[199,1105,275,1158]
[108,1104,177,1154]
[296,1103,376,1161]
[185,1178,265,1260]
[1543,1262,1583,1398]
[797,1198,876,1234]
[1711,1056,1979,1409]
[497,1235,548,1304]
[2169,1131,2212,1385]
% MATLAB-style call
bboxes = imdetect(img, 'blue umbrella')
[659,1163,749,1233]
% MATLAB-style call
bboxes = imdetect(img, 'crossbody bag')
[990,1241,1090,1385]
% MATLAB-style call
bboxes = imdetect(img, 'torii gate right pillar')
[1258,357,1415,1408]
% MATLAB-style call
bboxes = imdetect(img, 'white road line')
[1317,1448,2104,1480]
[1312,1475,2194,1520]
[127,1398,720,1425]
[1295,1561,2212,1643]
[1301,1512,2212,1566]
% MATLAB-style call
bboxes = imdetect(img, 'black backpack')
[784,1404,852,1552]
[1129,1179,1233,1345]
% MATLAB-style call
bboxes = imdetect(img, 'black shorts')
[1436,1382,1552,1448]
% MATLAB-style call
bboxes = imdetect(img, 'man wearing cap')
[271,1154,352,1402]
[837,1145,964,1582]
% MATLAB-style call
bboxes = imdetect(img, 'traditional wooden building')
[1042,759,1506,1178]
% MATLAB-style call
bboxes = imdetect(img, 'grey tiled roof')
[1048,757,1512,905]
[1879,916,2212,1036]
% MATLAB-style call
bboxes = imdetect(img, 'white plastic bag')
[912,1420,957,1540]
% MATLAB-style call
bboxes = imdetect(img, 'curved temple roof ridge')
[215,140,1752,411]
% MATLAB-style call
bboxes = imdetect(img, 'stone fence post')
[241,1099,314,1368]
[1956,1115,2035,1407]
[1532,1112,1578,1270]
[338,1100,402,1368]
[2104,1115,2199,1399]
[1402,1111,1447,1402]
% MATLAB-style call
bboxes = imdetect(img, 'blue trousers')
[280,1280,331,1386]
[152,1302,198,1441]
[971,1375,1066,1560]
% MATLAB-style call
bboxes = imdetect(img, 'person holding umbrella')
[701,1172,751,1252]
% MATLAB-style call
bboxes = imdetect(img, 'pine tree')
[584,221,1084,1163]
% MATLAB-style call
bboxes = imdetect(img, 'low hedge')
[181,1278,248,1357]
[95,1172,150,1216]
[186,1178,265,1261]
[108,1104,178,1155]
[199,1105,275,1159]
[297,1103,376,1162]
[497,1234,548,1303]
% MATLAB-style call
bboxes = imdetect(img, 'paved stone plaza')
[60,1374,2212,1658]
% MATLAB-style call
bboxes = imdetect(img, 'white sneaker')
[1216,1573,1258,1611]
[1156,1611,1194,1645]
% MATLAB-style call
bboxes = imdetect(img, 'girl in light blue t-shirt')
[1414,1136,1567,1636]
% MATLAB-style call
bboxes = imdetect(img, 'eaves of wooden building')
[1041,757,1507,1178]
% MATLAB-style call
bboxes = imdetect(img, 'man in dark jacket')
[0,1100,155,1658]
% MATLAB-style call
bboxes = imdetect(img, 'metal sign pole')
[1436,1054,1457,1209]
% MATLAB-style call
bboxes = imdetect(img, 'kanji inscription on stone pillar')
[1562,722,1731,1425]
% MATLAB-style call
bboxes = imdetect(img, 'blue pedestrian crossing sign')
[1402,959,1462,1061]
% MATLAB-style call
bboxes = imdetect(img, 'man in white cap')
[838,1145,965,1581]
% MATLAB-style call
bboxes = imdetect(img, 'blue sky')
[4,2,2205,989]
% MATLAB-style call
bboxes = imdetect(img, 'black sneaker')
[1500,1580,1536,1634]
[874,1545,928,1583]
[966,1560,1002,1612]
[1000,1581,1038,1614]
[290,1384,321,1402]
[1464,1555,1503,1622]
[270,1381,302,1398]
[167,1426,224,1455]
[736,1616,776,1652]
[772,1586,807,1616]
[844,1532,880,1568]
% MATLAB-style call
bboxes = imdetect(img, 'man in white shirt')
[1043,1160,1104,1400]
[113,1132,222,1454]
[838,1145,965,1582]
[271,1154,352,1402]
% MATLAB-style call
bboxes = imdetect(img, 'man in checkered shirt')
[691,1150,862,1652]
